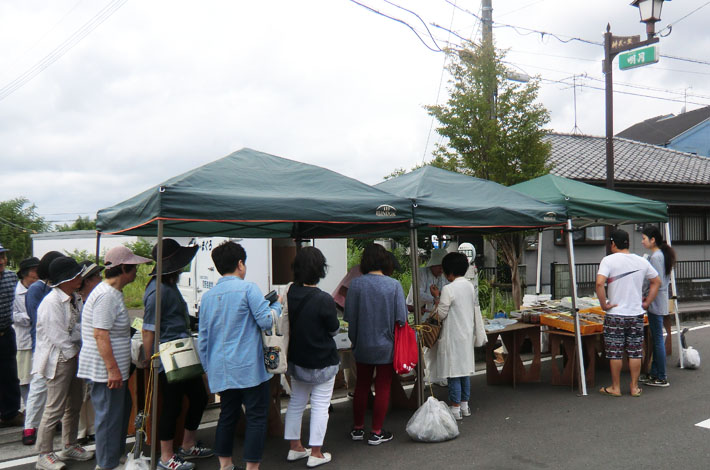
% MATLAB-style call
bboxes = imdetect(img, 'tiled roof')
[616,106,710,145]
[545,133,710,185]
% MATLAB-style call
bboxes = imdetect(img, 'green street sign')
[619,45,659,70]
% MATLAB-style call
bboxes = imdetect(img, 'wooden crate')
[540,313,603,334]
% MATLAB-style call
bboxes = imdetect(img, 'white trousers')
[283,376,335,447]
[24,373,47,429]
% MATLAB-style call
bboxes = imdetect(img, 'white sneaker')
[37,453,67,470]
[58,444,95,461]
[449,406,462,421]
[460,401,471,417]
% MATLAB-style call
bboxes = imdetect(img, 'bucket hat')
[425,248,449,268]
[150,239,198,275]
[0,243,8,253]
[79,260,104,279]
[48,256,85,286]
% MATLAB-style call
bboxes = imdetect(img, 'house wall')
[668,120,710,157]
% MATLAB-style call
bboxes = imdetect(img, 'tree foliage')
[56,216,96,232]
[425,43,553,308]
[0,198,50,267]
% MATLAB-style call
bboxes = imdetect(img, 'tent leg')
[664,223,683,369]
[565,220,587,396]
[150,221,164,470]
[95,232,101,264]
[536,229,543,295]
[409,225,423,406]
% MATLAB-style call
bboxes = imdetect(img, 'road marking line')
[695,418,710,429]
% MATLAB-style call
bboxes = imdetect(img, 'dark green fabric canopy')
[96,148,413,238]
[374,166,568,233]
[510,174,668,226]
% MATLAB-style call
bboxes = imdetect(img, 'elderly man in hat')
[0,242,23,428]
[22,251,64,445]
[406,248,450,319]
[34,256,94,470]
[142,239,212,470]
[78,246,151,470]
[13,257,40,412]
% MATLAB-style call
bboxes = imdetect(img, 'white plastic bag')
[125,454,150,470]
[406,396,459,442]
[680,347,701,369]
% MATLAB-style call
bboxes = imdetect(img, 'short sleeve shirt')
[598,252,659,316]
[78,281,132,382]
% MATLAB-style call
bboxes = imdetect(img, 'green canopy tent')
[511,174,675,394]
[375,166,569,399]
[96,148,415,468]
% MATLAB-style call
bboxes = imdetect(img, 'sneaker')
[350,428,365,441]
[0,412,25,428]
[449,406,463,421]
[638,374,655,384]
[58,444,95,461]
[460,402,471,417]
[157,455,195,470]
[178,441,214,459]
[646,377,670,387]
[23,428,37,446]
[367,430,393,446]
[37,453,67,470]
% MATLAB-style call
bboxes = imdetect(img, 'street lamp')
[631,0,665,38]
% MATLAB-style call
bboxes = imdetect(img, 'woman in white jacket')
[429,252,485,420]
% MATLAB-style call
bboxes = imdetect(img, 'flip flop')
[599,387,622,397]
[631,388,643,397]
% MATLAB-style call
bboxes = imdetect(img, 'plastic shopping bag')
[394,322,418,375]
[125,454,150,470]
[406,396,460,442]
[680,347,701,369]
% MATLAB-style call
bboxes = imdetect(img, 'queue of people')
[0,227,680,470]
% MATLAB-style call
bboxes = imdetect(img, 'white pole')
[565,219,587,395]
[664,222,684,368]
[409,224,424,405]
[536,230,543,294]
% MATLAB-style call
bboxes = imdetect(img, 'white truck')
[32,231,347,316]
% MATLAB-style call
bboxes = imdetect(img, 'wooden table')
[546,329,602,388]
[485,322,541,387]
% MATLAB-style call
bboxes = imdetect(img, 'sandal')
[599,387,621,397]
[631,388,643,397]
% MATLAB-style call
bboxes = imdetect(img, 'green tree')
[55,216,96,232]
[425,42,552,308]
[0,198,49,267]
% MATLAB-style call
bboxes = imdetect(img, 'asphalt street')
[2,320,709,470]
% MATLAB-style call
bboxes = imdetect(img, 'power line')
[348,0,442,52]
[658,1,710,36]
[382,0,442,51]
[0,0,129,102]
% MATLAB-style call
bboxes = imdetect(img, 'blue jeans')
[448,376,470,404]
[91,381,131,470]
[214,380,270,463]
[648,313,667,380]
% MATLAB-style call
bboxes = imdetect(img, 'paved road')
[2,320,709,470]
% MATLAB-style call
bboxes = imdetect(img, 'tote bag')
[262,285,291,374]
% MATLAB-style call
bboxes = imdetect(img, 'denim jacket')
[197,276,280,392]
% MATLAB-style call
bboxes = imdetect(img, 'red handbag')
[393,322,419,374]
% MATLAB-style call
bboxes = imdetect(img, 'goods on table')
[539,311,603,334]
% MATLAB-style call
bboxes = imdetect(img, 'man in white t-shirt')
[596,229,660,398]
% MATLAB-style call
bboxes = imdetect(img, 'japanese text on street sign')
[619,45,659,70]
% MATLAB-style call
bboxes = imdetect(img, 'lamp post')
[604,0,666,191]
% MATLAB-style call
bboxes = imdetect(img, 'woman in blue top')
[344,243,407,446]
[640,225,676,388]
[142,239,213,470]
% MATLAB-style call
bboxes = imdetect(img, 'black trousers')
[158,371,208,441]
[0,327,21,420]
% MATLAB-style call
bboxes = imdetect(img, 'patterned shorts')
[603,314,644,360]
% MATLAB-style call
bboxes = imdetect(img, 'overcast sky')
[1,0,708,227]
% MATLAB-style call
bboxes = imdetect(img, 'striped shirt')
[0,270,18,330]
[78,281,132,383]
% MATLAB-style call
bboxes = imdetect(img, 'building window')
[669,210,708,244]
[554,226,606,245]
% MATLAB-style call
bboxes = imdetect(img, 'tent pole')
[95,232,101,264]
[565,219,587,396]
[409,224,423,406]
[149,221,164,470]
[536,229,543,295]
[664,223,683,369]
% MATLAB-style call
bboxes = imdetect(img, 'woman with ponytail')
[640,225,677,387]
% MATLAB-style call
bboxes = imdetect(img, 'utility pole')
[482,0,493,45]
